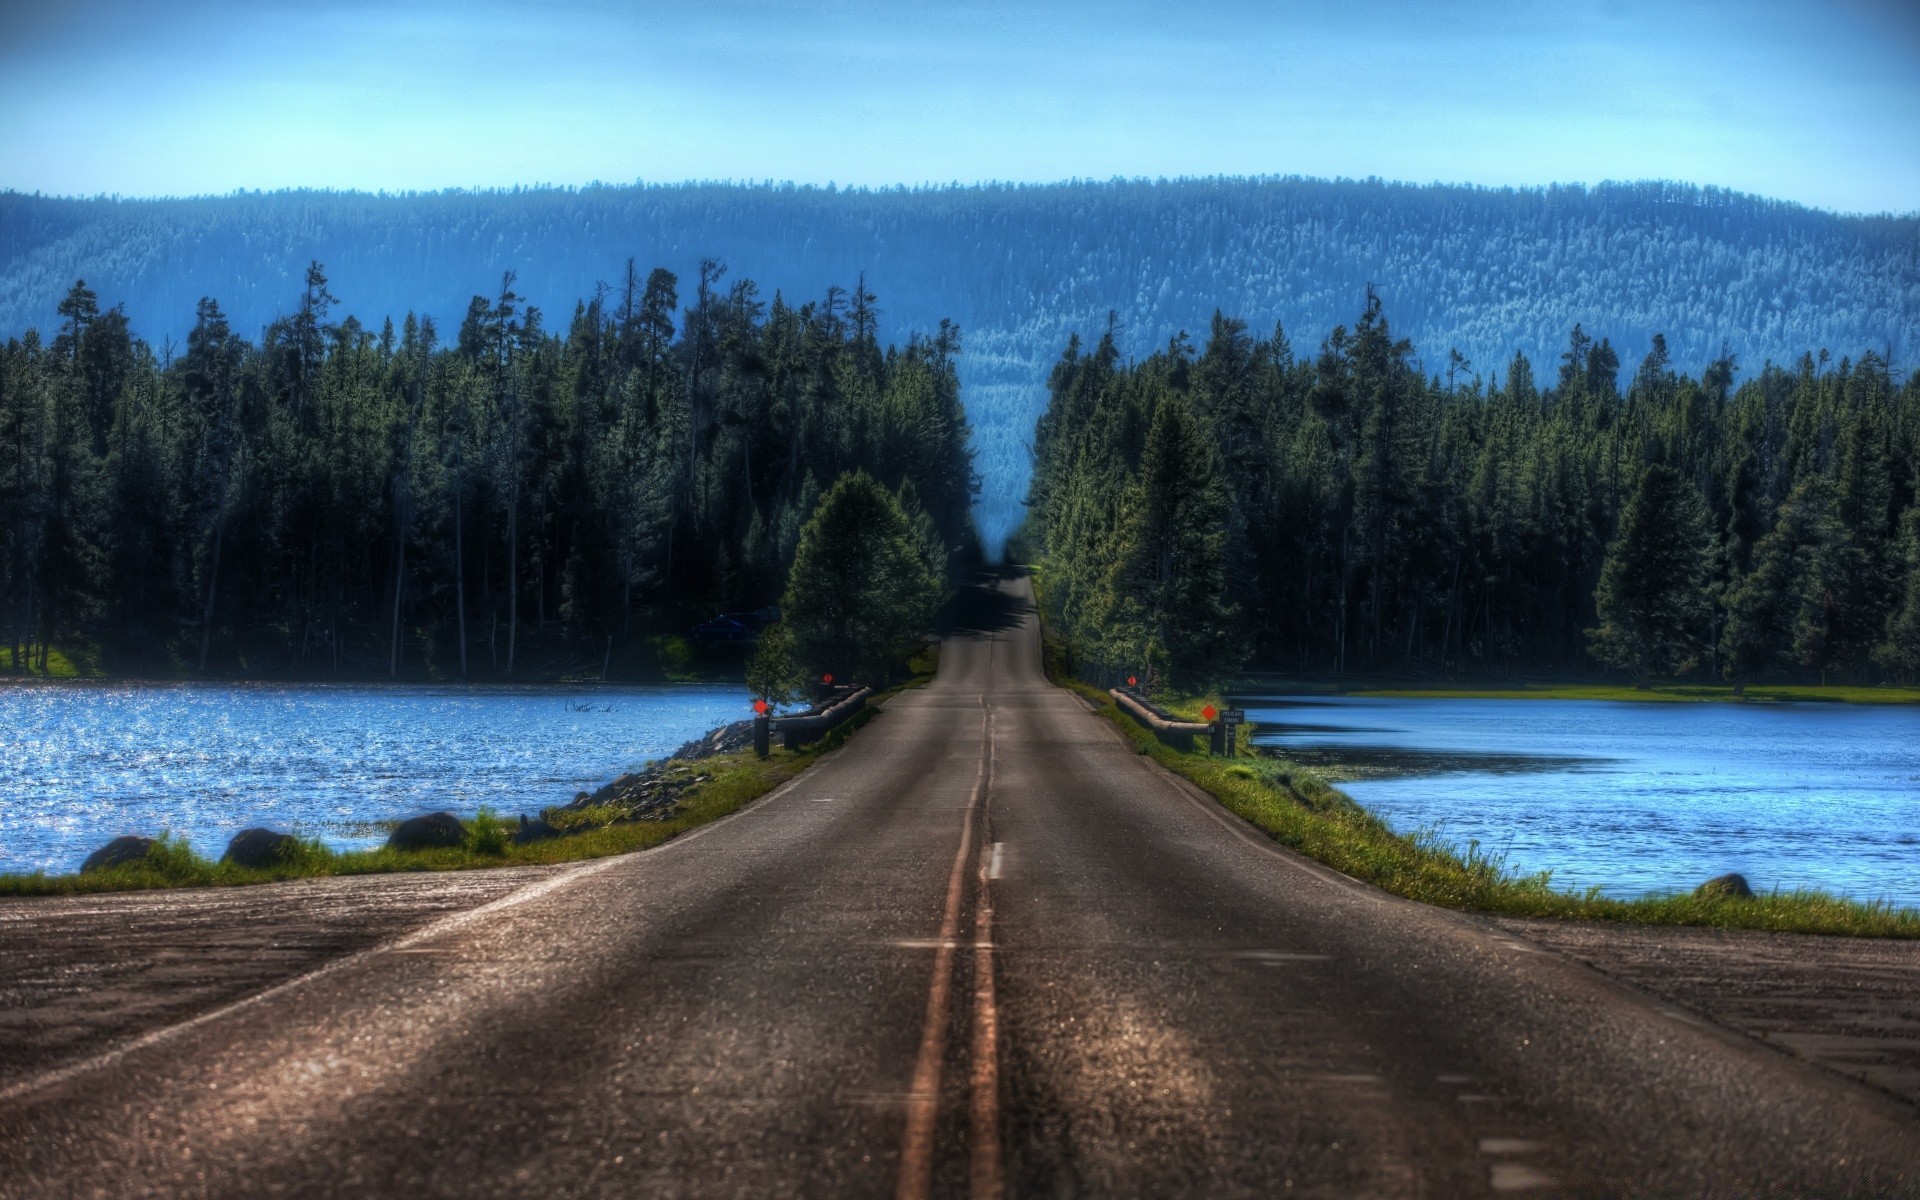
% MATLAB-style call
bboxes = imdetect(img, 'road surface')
[3,573,1917,1197]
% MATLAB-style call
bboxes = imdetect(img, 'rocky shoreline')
[69,716,768,872]
[532,719,761,833]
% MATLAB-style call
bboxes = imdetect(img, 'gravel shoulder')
[0,866,561,1090]
[1490,915,1920,1107]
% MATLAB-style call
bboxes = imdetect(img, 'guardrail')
[1109,688,1242,756]
[1110,688,1212,752]
[755,687,874,754]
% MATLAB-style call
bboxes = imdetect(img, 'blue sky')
[2,0,1916,212]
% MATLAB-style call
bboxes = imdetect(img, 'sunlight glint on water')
[0,683,744,875]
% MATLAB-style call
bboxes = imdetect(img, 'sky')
[1,0,1917,213]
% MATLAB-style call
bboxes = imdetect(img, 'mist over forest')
[3,176,1916,550]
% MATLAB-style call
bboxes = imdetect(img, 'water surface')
[1240,696,1920,907]
[0,682,745,874]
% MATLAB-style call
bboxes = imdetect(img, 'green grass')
[0,644,96,677]
[0,648,940,898]
[1058,653,1920,938]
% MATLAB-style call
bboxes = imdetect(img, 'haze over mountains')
[2,176,1915,550]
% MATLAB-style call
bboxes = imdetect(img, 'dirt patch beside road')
[0,866,560,1091]
[1491,915,1920,1106]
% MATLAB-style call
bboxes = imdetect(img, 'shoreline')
[0,680,919,897]
[1044,647,1920,938]
[0,644,936,896]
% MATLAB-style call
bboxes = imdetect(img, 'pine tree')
[1874,504,1920,683]
[1104,393,1240,691]
[782,470,942,687]
[1587,462,1711,685]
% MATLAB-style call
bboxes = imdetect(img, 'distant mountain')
[3,178,1915,551]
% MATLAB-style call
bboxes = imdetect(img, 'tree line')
[6,177,1912,555]
[0,264,977,676]
[1025,293,1920,690]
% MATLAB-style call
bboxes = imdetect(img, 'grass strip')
[0,651,936,897]
[1056,651,1920,938]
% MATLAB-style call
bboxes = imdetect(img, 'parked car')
[689,607,781,645]
[690,615,753,644]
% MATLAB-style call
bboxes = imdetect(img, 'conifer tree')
[1876,504,1920,684]
[782,470,941,687]
[1587,462,1711,685]
[1103,393,1240,691]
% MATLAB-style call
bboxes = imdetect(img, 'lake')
[1239,695,1920,908]
[0,682,747,875]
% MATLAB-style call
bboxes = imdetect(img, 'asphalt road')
[3,572,1918,1198]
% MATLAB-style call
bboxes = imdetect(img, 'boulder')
[223,827,299,869]
[1695,872,1755,900]
[587,774,641,805]
[385,811,468,852]
[80,835,157,874]
[513,814,563,844]
[670,720,755,762]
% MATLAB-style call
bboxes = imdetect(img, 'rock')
[587,773,642,805]
[1695,872,1754,900]
[669,720,755,762]
[385,811,468,852]
[222,827,299,869]
[80,835,156,873]
[512,814,563,844]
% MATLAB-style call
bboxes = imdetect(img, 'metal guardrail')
[1110,688,1242,756]
[755,687,874,754]
[1110,688,1211,752]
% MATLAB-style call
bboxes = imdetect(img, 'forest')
[0,265,977,677]
[4,177,1914,552]
[1025,295,1920,690]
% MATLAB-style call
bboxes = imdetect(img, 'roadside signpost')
[1207,705,1245,757]
[1218,707,1245,757]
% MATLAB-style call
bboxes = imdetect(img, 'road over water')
[3,574,1917,1197]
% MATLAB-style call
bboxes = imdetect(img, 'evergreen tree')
[1587,462,1711,685]
[745,620,805,707]
[1876,504,1920,683]
[782,470,941,687]
[1100,393,1241,691]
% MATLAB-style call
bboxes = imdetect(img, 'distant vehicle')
[689,609,777,644]
[690,616,751,644]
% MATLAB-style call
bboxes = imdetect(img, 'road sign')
[1127,675,1138,687]
[753,698,769,715]
[822,673,834,685]
[1202,704,1217,721]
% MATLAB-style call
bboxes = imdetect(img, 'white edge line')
[0,764,822,1107]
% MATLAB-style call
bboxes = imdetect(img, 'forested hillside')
[0,266,975,676]
[1026,297,1920,688]
[3,178,1914,550]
